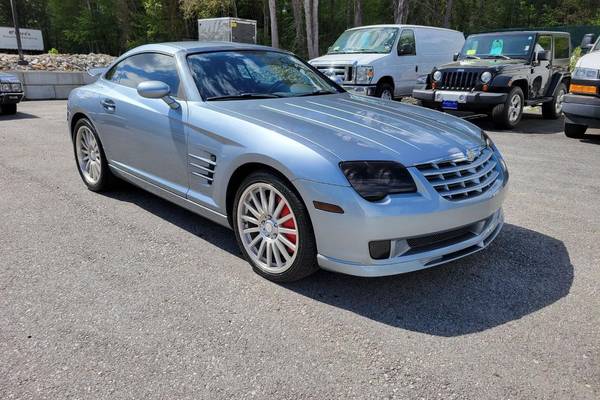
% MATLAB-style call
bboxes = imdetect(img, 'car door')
[395,28,418,96]
[97,52,189,197]
[531,34,553,98]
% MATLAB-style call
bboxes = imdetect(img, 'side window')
[397,29,416,56]
[554,36,570,59]
[107,53,181,97]
[536,35,552,57]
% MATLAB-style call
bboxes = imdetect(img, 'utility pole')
[10,0,29,65]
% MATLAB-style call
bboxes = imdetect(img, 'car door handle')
[415,65,419,72]
[101,99,116,112]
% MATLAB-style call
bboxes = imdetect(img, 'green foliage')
[48,47,59,55]
[570,46,582,71]
[1,0,600,56]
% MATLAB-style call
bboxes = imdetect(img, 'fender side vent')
[189,152,217,185]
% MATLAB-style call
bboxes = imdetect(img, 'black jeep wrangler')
[414,31,571,129]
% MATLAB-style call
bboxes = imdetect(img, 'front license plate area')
[442,100,459,110]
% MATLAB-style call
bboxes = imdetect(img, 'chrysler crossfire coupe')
[67,42,509,282]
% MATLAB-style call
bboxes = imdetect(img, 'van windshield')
[460,33,535,60]
[593,38,600,52]
[328,28,398,54]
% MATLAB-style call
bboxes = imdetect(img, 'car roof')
[470,31,570,37]
[345,24,461,33]
[123,41,285,57]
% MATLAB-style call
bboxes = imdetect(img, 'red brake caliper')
[278,198,296,253]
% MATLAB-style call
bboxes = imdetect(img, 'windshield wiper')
[206,93,283,101]
[464,55,481,60]
[484,55,511,60]
[296,90,337,97]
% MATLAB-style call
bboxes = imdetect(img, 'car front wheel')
[542,82,567,119]
[233,171,318,282]
[73,118,115,192]
[0,104,17,115]
[492,87,524,129]
[376,82,394,101]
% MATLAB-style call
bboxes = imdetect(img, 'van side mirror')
[453,52,459,62]
[137,81,180,109]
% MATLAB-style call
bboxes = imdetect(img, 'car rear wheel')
[542,82,567,119]
[564,122,587,138]
[233,172,318,282]
[491,86,524,129]
[73,118,115,192]
[0,104,17,115]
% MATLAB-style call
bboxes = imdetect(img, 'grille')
[416,147,499,201]
[189,152,217,185]
[438,71,479,91]
[316,65,353,83]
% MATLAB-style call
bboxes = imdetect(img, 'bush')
[48,48,59,55]
[570,47,582,71]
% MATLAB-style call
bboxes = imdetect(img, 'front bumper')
[563,94,600,129]
[0,92,24,104]
[414,89,507,106]
[295,165,508,277]
[342,84,377,97]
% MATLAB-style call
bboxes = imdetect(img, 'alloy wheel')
[381,89,393,101]
[555,88,566,114]
[75,125,102,185]
[236,182,299,274]
[508,94,522,123]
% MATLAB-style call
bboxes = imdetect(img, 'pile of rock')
[0,53,116,71]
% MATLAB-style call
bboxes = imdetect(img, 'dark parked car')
[0,72,24,115]
[414,31,571,128]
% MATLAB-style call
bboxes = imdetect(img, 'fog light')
[369,240,391,260]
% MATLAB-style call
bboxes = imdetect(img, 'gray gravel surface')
[1,101,599,399]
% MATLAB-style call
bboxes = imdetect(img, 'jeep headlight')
[573,67,600,80]
[433,70,443,82]
[355,66,374,84]
[0,82,10,92]
[481,71,492,84]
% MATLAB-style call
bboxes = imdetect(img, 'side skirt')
[109,163,231,229]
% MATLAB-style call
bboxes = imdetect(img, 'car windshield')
[187,50,341,100]
[593,38,600,52]
[460,33,535,59]
[328,27,398,54]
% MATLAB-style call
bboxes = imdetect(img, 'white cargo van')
[309,25,465,100]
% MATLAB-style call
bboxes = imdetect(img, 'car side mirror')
[536,51,549,62]
[137,81,179,109]
[453,52,459,62]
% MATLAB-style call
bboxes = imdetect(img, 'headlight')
[481,71,492,84]
[433,70,443,82]
[340,161,417,201]
[11,83,22,92]
[482,131,495,148]
[0,83,10,92]
[573,67,600,80]
[355,66,374,84]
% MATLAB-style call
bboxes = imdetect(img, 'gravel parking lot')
[1,100,599,399]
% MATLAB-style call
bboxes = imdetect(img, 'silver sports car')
[68,42,508,282]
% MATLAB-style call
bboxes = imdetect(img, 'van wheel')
[376,82,394,101]
[542,82,567,119]
[564,122,587,138]
[492,87,524,129]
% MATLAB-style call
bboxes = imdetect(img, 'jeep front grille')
[416,147,499,201]
[438,71,479,91]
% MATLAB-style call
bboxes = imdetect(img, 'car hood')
[208,93,485,166]
[309,53,388,65]
[439,58,527,70]
[0,72,20,82]
[577,51,600,69]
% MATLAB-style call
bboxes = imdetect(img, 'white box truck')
[198,17,257,44]
[309,25,465,100]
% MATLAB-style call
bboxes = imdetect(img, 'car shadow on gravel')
[284,224,573,337]
[0,112,39,121]
[472,113,565,135]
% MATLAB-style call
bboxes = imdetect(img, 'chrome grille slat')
[419,148,494,176]
[416,147,500,201]
[440,71,479,91]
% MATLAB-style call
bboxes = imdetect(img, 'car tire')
[542,82,567,119]
[376,82,394,101]
[491,86,524,129]
[1,104,17,115]
[233,171,319,282]
[564,122,587,138]
[72,118,115,192]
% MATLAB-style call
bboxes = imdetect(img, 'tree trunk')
[268,0,279,48]
[393,0,409,24]
[443,0,453,28]
[353,0,362,27]
[291,0,305,54]
[303,0,319,59]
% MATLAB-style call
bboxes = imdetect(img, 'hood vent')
[189,152,217,185]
